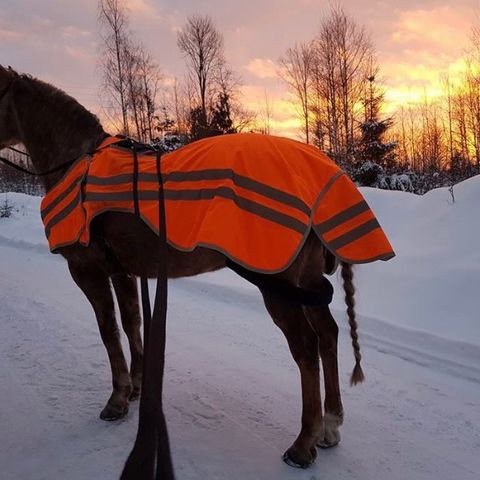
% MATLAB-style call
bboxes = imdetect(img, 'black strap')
[121,149,175,480]
[0,133,111,177]
[0,153,79,176]
[226,258,334,306]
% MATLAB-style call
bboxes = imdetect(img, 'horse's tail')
[340,262,365,386]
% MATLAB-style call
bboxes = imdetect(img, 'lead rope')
[121,148,175,480]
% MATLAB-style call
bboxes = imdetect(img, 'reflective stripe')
[315,200,370,234]
[85,188,308,235]
[41,174,83,221]
[45,191,82,237]
[87,173,158,185]
[87,169,310,215]
[327,218,380,251]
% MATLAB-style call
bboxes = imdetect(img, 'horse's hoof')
[100,404,129,421]
[129,388,141,401]
[282,446,317,469]
[317,413,341,448]
[317,439,340,449]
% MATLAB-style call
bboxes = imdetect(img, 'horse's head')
[0,65,22,149]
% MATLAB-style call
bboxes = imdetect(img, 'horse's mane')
[7,67,105,188]
[14,68,104,138]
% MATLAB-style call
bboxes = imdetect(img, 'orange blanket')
[41,133,394,272]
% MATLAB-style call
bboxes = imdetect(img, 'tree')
[279,41,314,143]
[279,5,376,165]
[356,75,396,170]
[257,90,274,135]
[177,15,224,127]
[98,0,163,142]
[98,0,130,135]
[124,45,163,142]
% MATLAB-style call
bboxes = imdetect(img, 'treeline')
[97,1,480,194]
[0,149,44,195]
[98,0,253,145]
[2,2,479,195]
[278,5,480,192]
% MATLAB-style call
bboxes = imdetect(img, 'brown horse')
[0,65,364,469]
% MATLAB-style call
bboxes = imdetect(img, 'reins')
[4,132,175,478]
[0,134,111,177]
[120,143,175,480]
[0,147,80,176]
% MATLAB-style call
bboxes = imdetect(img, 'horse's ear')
[0,65,12,80]
[0,65,15,88]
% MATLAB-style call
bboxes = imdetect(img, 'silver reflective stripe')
[326,218,380,251]
[41,174,83,221]
[45,191,82,237]
[87,173,158,185]
[87,169,311,215]
[85,188,308,235]
[315,200,370,234]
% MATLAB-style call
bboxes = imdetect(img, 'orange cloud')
[391,5,470,54]
[378,5,474,112]
[244,58,277,79]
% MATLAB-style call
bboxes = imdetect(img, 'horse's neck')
[14,78,105,191]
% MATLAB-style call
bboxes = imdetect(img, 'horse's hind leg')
[111,273,143,400]
[303,305,343,448]
[261,291,322,468]
[68,260,132,420]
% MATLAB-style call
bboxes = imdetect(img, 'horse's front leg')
[261,290,322,468]
[111,273,143,400]
[68,260,132,420]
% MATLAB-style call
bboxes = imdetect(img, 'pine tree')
[210,92,236,135]
[356,75,396,170]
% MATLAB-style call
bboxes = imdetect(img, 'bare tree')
[177,15,224,125]
[312,5,374,163]
[98,0,130,134]
[124,45,162,142]
[279,41,314,143]
[98,0,163,142]
[258,89,274,135]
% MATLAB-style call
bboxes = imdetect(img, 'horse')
[0,65,383,470]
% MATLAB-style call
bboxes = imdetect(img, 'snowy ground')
[0,181,479,480]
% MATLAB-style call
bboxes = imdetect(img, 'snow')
[1,179,480,479]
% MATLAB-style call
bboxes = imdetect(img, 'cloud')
[61,25,92,40]
[0,27,25,41]
[244,58,277,79]
[391,6,470,56]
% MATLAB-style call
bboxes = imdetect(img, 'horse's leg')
[261,291,322,468]
[111,273,143,400]
[68,261,132,420]
[303,305,343,448]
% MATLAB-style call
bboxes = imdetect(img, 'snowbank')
[336,175,480,346]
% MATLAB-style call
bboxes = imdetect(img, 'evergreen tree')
[210,92,236,135]
[356,75,396,170]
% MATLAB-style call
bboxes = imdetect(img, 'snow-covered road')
[1,234,479,480]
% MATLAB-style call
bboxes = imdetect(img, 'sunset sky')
[0,0,477,138]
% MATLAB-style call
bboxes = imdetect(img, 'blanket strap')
[121,147,175,480]
[226,259,334,306]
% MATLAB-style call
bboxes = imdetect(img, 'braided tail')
[341,262,365,386]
